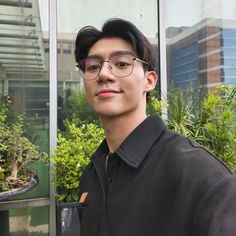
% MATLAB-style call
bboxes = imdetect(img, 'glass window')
[57,0,159,125]
[166,0,236,90]
[223,38,236,48]
[0,206,48,236]
[63,49,72,54]
[55,3,159,235]
[0,0,49,235]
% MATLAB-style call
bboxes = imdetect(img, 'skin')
[83,37,158,152]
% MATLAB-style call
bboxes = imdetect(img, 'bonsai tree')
[50,120,104,202]
[0,94,44,193]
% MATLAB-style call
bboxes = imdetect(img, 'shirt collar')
[92,115,166,168]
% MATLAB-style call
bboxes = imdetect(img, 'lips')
[96,89,122,97]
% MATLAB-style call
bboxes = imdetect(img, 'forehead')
[88,37,134,58]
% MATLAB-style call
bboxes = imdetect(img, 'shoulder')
[193,174,236,235]
[150,128,234,193]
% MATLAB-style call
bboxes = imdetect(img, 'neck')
[100,112,147,153]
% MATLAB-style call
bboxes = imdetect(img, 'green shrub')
[194,85,236,170]
[166,87,199,137]
[60,89,99,126]
[50,120,104,202]
[149,85,236,171]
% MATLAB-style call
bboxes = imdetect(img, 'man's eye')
[115,61,131,69]
[86,64,100,72]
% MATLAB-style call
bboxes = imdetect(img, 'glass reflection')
[166,0,236,90]
[0,0,49,235]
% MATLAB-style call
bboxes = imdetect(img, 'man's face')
[83,37,157,119]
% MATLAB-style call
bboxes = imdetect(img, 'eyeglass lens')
[78,54,135,80]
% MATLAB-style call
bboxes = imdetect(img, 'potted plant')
[0,94,45,200]
[50,119,104,236]
[0,94,47,236]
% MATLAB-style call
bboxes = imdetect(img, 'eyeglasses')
[76,52,148,81]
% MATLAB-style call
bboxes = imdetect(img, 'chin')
[96,110,119,118]
[93,104,120,116]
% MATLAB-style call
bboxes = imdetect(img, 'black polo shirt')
[78,115,236,236]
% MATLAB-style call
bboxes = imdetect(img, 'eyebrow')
[87,50,136,60]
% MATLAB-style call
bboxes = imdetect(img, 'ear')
[144,71,158,92]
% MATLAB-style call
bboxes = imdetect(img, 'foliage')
[194,85,236,170]
[149,85,236,172]
[59,89,99,128]
[146,90,163,116]
[50,120,104,202]
[0,94,45,192]
[166,86,198,137]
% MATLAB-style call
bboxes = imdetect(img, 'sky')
[165,0,202,27]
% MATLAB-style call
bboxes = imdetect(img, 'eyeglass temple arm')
[134,58,148,65]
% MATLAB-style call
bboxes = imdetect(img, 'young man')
[75,18,236,236]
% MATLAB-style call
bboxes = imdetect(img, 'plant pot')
[56,201,80,236]
[0,170,38,201]
[0,170,38,236]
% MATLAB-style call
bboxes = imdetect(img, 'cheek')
[123,82,145,105]
[128,73,146,95]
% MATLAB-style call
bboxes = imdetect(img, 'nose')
[97,61,114,82]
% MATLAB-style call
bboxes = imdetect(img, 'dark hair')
[75,18,156,71]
